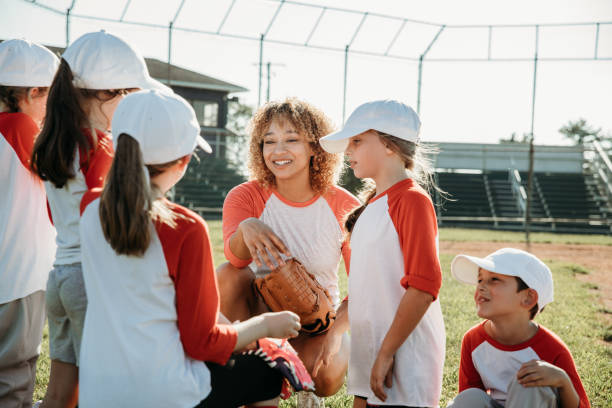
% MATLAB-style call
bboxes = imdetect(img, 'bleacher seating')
[174,157,246,218]
[435,170,609,233]
[172,157,609,232]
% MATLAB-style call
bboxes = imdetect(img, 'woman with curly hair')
[218,98,359,407]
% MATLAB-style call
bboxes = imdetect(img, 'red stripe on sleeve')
[221,182,269,267]
[78,130,114,215]
[458,323,487,392]
[80,188,102,215]
[0,112,39,170]
[158,204,237,365]
[531,327,591,408]
[387,181,442,299]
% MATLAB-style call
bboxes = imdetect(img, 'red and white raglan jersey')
[79,196,237,407]
[0,112,55,303]
[459,321,590,407]
[222,181,360,306]
[45,128,113,265]
[348,178,445,407]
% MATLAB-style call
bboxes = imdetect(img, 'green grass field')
[33,224,612,407]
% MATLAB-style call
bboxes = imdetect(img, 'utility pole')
[265,61,285,103]
[253,61,285,104]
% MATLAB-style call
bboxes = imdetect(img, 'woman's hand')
[239,218,291,269]
[262,311,301,339]
[370,351,394,402]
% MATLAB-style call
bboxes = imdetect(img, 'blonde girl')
[30,31,167,408]
[78,89,299,407]
[320,100,445,408]
[0,39,58,408]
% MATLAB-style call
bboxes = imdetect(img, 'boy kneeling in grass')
[446,248,590,408]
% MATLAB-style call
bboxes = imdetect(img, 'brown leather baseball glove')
[253,258,336,335]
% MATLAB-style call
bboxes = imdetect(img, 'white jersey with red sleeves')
[222,181,360,306]
[79,197,237,408]
[348,178,445,407]
[44,128,113,266]
[459,321,590,407]
[0,112,55,303]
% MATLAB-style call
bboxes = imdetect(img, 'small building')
[42,44,248,158]
[145,57,248,158]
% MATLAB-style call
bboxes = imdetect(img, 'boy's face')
[474,268,534,320]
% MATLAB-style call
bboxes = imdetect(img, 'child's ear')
[522,288,539,310]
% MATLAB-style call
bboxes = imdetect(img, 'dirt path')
[439,241,612,311]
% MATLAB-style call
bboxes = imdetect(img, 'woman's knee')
[217,263,258,320]
[217,263,254,297]
[312,335,349,397]
[312,369,344,397]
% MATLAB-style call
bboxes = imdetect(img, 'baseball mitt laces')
[243,337,315,399]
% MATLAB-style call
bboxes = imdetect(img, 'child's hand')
[262,311,301,339]
[370,352,394,402]
[516,359,570,388]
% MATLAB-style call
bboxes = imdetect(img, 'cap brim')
[451,255,496,285]
[320,126,369,153]
[196,135,212,154]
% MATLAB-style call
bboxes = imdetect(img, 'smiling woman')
[217,98,360,407]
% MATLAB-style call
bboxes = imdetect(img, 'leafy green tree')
[559,119,602,145]
[499,132,529,144]
[226,100,254,176]
[339,163,364,195]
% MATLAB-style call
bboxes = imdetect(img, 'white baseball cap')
[112,89,211,165]
[62,31,169,92]
[320,99,421,153]
[451,248,554,311]
[0,39,59,87]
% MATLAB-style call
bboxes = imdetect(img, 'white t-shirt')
[79,197,236,407]
[0,112,55,303]
[348,179,445,407]
[222,181,360,307]
[45,128,113,266]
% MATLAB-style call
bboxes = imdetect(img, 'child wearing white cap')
[0,38,58,408]
[78,90,301,407]
[320,100,445,407]
[447,248,590,408]
[30,31,167,407]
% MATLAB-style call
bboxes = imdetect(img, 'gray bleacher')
[173,157,246,219]
[432,142,610,233]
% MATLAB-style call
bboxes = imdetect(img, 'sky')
[1,0,611,145]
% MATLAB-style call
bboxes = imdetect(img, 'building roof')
[145,57,248,93]
[42,44,248,94]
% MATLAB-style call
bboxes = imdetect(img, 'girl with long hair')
[30,31,167,408]
[320,100,446,408]
[79,89,300,408]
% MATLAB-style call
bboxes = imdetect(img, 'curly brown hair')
[247,98,342,193]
